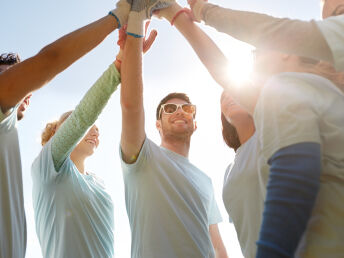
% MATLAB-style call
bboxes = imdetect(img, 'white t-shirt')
[0,107,26,258]
[222,133,268,258]
[254,72,344,257]
[316,15,344,71]
[31,140,114,258]
[120,138,222,258]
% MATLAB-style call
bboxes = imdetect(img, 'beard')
[160,121,194,142]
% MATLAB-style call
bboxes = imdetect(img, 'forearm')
[0,15,118,111]
[163,4,229,88]
[256,143,321,257]
[202,4,333,64]
[161,4,257,114]
[120,35,145,163]
[52,64,120,170]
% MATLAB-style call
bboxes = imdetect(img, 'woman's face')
[220,91,250,124]
[73,125,100,157]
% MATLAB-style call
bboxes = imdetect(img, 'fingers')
[144,21,151,36]
[117,25,128,49]
[143,30,158,54]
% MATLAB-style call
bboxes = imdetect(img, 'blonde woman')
[31,26,157,257]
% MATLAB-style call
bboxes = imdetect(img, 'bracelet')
[171,8,191,26]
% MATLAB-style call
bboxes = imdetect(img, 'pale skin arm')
[120,34,146,164]
[209,224,228,258]
[0,15,118,113]
[158,4,258,114]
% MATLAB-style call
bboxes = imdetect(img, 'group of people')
[1,0,344,257]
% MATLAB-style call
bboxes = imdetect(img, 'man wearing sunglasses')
[119,15,227,257]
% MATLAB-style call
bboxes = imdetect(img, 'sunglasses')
[159,103,196,118]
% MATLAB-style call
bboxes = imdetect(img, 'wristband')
[171,8,191,26]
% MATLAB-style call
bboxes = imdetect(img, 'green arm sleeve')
[51,64,120,171]
[202,4,334,65]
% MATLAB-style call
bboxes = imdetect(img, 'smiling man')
[119,6,227,257]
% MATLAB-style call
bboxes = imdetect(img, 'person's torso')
[32,142,114,258]
[123,139,217,258]
[0,108,26,258]
[222,133,267,258]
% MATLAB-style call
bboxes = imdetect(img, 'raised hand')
[115,21,158,70]
[188,0,207,22]
[127,0,175,37]
[109,0,132,28]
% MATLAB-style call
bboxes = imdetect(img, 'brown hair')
[221,113,241,152]
[156,92,195,120]
[298,56,344,93]
[0,53,21,65]
[41,111,73,146]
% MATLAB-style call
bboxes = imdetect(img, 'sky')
[1,0,321,257]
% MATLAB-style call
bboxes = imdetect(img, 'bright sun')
[225,44,254,85]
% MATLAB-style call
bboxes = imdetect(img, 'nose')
[90,126,99,137]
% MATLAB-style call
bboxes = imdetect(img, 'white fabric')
[316,15,344,71]
[120,138,222,258]
[222,133,268,258]
[254,72,344,257]
[0,106,26,258]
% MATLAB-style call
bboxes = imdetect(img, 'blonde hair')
[41,111,73,146]
[298,56,344,93]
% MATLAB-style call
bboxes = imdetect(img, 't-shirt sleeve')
[0,106,17,131]
[120,137,150,173]
[208,184,223,225]
[316,15,344,71]
[254,74,322,161]
[202,4,333,65]
[31,138,71,183]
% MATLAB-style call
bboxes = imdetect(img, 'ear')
[194,120,197,132]
[156,120,162,135]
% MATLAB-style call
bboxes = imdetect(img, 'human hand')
[109,0,132,28]
[127,0,175,37]
[115,22,157,70]
[188,0,207,22]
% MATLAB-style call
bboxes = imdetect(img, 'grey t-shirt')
[120,138,222,258]
[0,107,26,258]
[222,133,268,258]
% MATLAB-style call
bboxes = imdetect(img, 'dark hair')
[221,112,241,152]
[156,92,195,120]
[0,53,21,66]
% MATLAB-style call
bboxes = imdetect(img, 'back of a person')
[32,141,114,258]
[292,73,344,257]
[256,72,344,257]
[0,108,26,258]
[122,138,219,258]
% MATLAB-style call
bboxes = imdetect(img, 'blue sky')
[1,0,321,257]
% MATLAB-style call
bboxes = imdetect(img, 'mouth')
[85,139,97,146]
[172,119,187,124]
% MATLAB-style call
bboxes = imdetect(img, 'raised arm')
[0,0,132,113]
[120,34,145,164]
[158,3,258,114]
[189,0,333,65]
[51,63,121,171]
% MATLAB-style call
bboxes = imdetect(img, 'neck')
[161,136,191,158]
[233,116,255,145]
[70,152,87,174]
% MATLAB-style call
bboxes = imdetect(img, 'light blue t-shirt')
[120,138,222,258]
[0,106,26,258]
[31,140,114,258]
